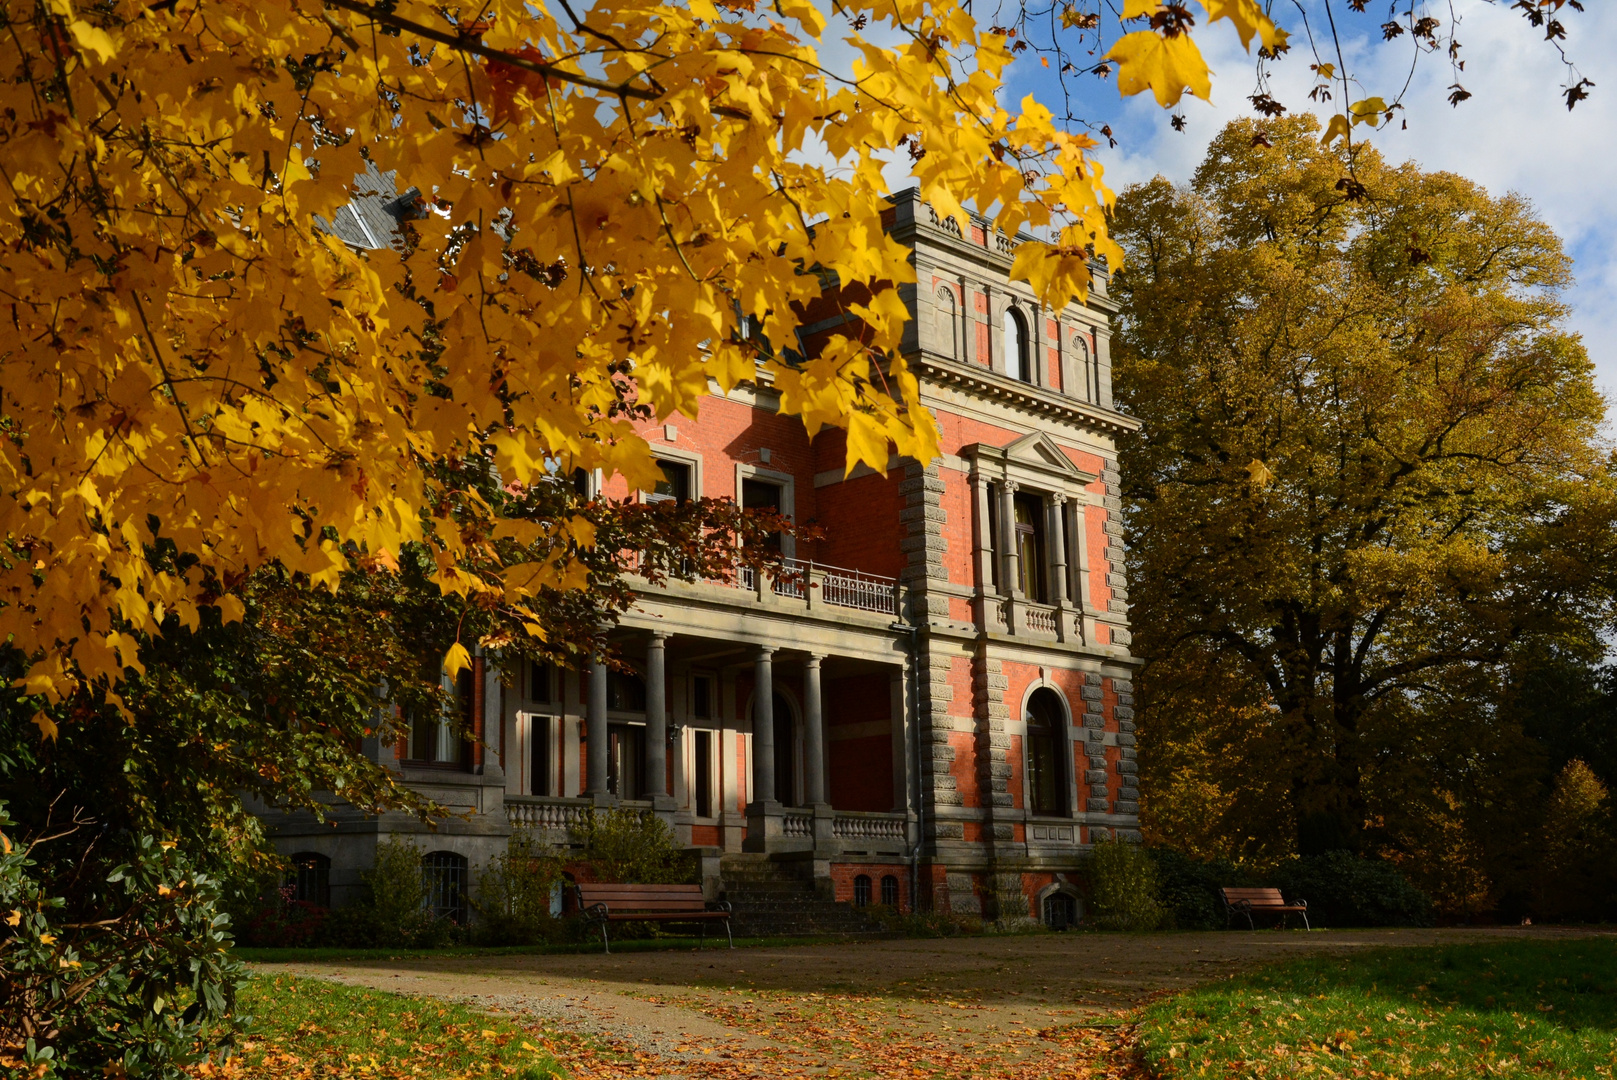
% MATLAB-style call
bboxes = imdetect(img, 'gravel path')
[263,927,1605,1078]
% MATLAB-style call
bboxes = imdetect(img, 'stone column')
[751,647,776,803]
[744,646,782,853]
[585,659,610,797]
[998,480,1020,597]
[1049,494,1069,606]
[803,654,826,805]
[644,632,669,798]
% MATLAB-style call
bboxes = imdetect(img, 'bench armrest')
[1229,899,1253,913]
[1292,898,1307,910]
[707,900,733,915]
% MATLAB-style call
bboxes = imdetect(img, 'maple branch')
[324,0,654,104]
[131,292,209,467]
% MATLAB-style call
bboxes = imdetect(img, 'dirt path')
[265,927,1601,1078]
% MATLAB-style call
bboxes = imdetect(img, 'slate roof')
[313,160,422,251]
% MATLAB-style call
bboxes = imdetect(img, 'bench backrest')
[1220,887,1291,908]
[576,882,708,913]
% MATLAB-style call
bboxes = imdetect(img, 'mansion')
[273,184,1141,928]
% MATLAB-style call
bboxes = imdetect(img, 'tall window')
[692,728,715,818]
[530,661,554,705]
[881,874,900,907]
[608,670,647,711]
[935,287,959,360]
[409,668,471,767]
[1025,688,1067,816]
[607,724,644,797]
[529,714,552,796]
[853,874,872,907]
[742,477,784,551]
[1014,493,1047,602]
[691,675,714,721]
[1004,308,1031,382]
[286,852,330,908]
[421,851,469,923]
[771,691,796,806]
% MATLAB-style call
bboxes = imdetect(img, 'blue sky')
[994,0,1617,406]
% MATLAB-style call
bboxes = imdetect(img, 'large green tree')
[1111,117,1617,890]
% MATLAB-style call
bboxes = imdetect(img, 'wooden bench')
[1220,887,1310,930]
[575,883,733,953]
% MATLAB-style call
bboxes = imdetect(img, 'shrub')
[578,808,695,884]
[1086,836,1166,930]
[0,808,244,1078]
[873,906,985,938]
[1269,851,1433,927]
[476,830,565,946]
[1148,847,1254,930]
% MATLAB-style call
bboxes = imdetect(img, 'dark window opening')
[571,467,591,499]
[1004,308,1031,383]
[422,851,469,924]
[530,661,554,705]
[1014,493,1048,603]
[609,670,647,712]
[649,459,692,505]
[987,490,1000,590]
[1026,688,1068,817]
[286,852,331,908]
[771,691,796,807]
[881,874,900,907]
[407,669,472,768]
[742,477,784,552]
[853,874,872,907]
[693,729,715,818]
[692,675,713,721]
[530,714,552,797]
[607,723,645,798]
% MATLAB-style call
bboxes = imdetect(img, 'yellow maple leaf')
[1197,0,1281,51]
[444,642,473,681]
[1246,459,1276,487]
[1106,31,1212,108]
[31,713,58,742]
[1349,96,1389,126]
[68,19,116,62]
[1320,113,1352,147]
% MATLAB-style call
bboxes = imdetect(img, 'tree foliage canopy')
[4,0,1279,714]
[1112,117,1617,883]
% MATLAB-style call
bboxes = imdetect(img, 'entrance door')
[607,723,644,798]
[772,691,796,806]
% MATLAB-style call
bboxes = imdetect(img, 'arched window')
[853,874,873,907]
[286,852,330,908]
[1071,331,1093,402]
[421,851,469,924]
[881,874,900,907]
[1025,688,1068,817]
[1004,308,1031,383]
[934,287,959,360]
[1043,891,1080,931]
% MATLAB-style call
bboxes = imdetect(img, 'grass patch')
[1138,937,1617,1078]
[226,973,564,1078]
[235,933,871,964]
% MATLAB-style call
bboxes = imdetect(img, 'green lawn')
[230,974,565,1079]
[1137,937,1617,1078]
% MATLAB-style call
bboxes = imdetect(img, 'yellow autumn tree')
[0,0,1277,722]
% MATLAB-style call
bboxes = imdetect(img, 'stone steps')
[718,855,892,938]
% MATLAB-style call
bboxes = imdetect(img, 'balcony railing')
[505,796,590,831]
[832,810,908,842]
[731,558,900,617]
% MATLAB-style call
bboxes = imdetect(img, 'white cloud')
[1015,1,1617,405]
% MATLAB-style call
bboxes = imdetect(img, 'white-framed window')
[644,446,704,505]
[1004,307,1032,383]
[735,463,796,558]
